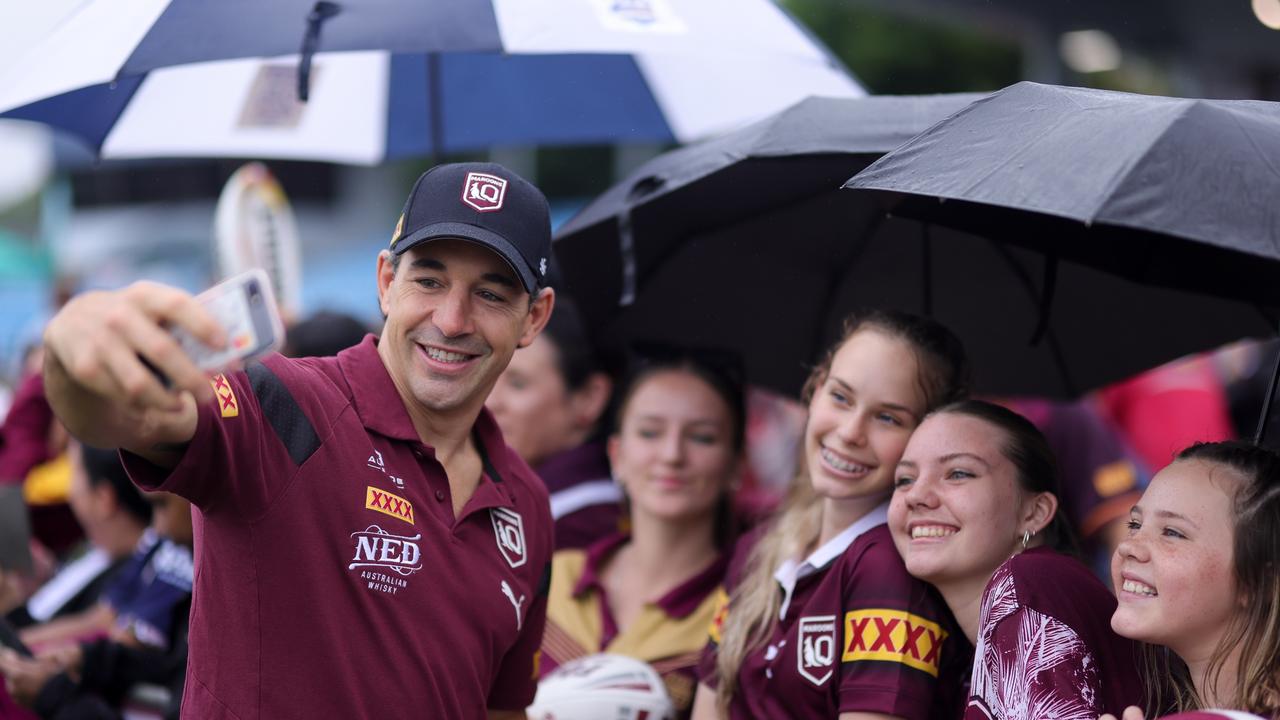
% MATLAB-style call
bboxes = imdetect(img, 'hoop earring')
[1021,530,1031,549]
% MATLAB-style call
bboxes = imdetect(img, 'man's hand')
[42,281,225,452]
[0,648,62,707]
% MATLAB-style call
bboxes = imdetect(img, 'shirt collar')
[337,335,420,442]
[336,334,522,507]
[773,502,889,620]
[573,534,730,619]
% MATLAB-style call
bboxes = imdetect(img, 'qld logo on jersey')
[490,507,527,568]
[797,615,838,686]
[461,172,507,212]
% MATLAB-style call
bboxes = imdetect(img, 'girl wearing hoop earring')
[889,400,1147,719]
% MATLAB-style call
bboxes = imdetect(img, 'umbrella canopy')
[0,1,861,164]
[844,81,1280,307]
[554,93,983,333]
[555,89,1279,399]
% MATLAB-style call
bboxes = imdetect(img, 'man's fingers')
[118,309,213,403]
[129,282,226,349]
[98,339,184,412]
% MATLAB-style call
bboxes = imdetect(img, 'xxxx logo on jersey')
[842,609,948,677]
[210,374,238,418]
[707,588,730,644]
[365,486,414,525]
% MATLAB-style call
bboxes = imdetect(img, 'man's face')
[377,238,553,421]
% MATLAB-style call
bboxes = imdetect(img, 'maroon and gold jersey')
[701,508,968,719]
[540,534,728,718]
[123,337,552,720]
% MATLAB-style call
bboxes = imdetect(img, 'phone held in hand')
[172,268,284,373]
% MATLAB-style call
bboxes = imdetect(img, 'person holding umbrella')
[693,310,972,720]
[31,162,556,719]
[889,400,1145,719]
[1102,441,1280,720]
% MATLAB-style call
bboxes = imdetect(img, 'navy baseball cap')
[389,162,551,294]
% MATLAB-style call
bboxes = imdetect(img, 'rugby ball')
[527,654,676,720]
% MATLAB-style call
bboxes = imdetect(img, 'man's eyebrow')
[410,257,519,290]
[481,272,519,290]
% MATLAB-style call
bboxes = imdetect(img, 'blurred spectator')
[1214,337,1280,446]
[1097,354,1234,472]
[539,348,743,718]
[487,298,621,549]
[0,371,81,558]
[281,311,370,358]
[6,446,151,631]
[0,492,192,720]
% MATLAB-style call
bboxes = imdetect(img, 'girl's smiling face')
[1110,459,1242,661]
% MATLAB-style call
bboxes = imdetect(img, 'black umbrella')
[555,87,1279,401]
[844,81,1280,433]
[554,93,984,333]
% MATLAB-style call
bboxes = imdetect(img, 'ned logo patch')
[797,615,838,686]
[462,172,507,212]
[490,507,527,568]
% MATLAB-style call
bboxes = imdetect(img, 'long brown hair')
[713,310,969,714]
[1140,441,1280,717]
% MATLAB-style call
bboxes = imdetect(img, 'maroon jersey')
[535,441,623,550]
[122,337,552,720]
[966,547,1145,720]
[701,507,967,719]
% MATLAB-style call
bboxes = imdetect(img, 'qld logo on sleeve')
[842,609,948,677]
[490,507,527,568]
[797,615,838,686]
[461,172,507,212]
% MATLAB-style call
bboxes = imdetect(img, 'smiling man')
[39,163,556,720]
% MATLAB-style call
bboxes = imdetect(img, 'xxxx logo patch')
[210,374,238,418]
[707,588,729,644]
[842,609,948,677]
[365,486,414,525]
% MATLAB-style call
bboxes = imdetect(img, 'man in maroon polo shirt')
[38,163,557,719]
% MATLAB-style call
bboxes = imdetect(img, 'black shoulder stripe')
[246,363,321,467]
[537,561,551,597]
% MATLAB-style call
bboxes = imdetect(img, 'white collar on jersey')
[773,502,890,621]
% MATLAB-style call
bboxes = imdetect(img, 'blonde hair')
[713,310,969,714]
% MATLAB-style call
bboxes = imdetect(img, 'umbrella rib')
[986,241,1077,397]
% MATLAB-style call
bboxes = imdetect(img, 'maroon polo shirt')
[700,519,969,720]
[966,547,1145,719]
[123,336,553,720]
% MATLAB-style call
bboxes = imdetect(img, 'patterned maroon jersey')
[966,548,1145,719]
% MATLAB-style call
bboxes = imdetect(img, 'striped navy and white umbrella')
[0,0,863,165]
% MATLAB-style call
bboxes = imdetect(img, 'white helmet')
[527,654,676,720]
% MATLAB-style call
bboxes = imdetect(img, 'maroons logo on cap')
[462,172,508,212]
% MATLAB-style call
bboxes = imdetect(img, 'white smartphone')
[170,268,285,373]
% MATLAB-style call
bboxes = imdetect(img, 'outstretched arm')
[42,282,224,468]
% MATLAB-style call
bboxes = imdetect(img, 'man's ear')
[518,287,555,348]
[376,250,395,317]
